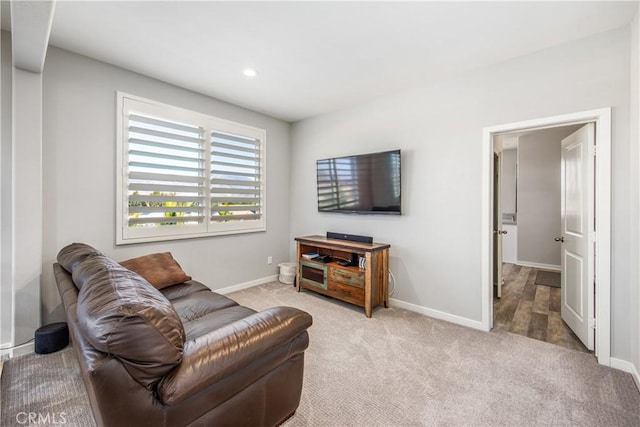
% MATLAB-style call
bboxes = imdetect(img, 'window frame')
[116,92,267,245]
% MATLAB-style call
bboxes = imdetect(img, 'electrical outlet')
[267,256,273,265]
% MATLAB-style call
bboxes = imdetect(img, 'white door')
[560,123,595,350]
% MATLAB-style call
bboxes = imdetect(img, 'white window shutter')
[126,114,206,228]
[210,130,263,223]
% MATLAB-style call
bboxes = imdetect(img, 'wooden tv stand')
[295,235,390,317]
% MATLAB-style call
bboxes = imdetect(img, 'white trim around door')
[481,108,612,367]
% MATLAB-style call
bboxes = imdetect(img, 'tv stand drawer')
[329,267,364,289]
[328,280,365,306]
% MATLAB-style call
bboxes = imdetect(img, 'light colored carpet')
[232,283,639,426]
[1,282,639,426]
[535,270,561,288]
[1,346,95,426]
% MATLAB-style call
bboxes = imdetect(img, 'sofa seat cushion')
[170,290,239,323]
[160,280,211,301]
[163,281,257,340]
[183,306,257,341]
[63,247,186,389]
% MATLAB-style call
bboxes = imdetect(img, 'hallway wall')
[517,125,581,269]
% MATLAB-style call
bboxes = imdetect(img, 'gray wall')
[41,46,292,323]
[517,125,580,268]
[290,27,635,361]
[501,148,517,215]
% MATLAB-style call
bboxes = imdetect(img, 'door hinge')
[589,318,596,329]
[593,146,597,156]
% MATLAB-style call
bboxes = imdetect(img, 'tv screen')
[316,149,401,215]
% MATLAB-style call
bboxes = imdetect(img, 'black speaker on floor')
[326,231,373,244]
[35,322,69,354]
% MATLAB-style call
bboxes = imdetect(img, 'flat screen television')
[316,149,401,215]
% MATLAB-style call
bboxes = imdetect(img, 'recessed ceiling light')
[243,68,257,77]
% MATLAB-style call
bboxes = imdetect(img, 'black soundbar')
[326,231,373,244]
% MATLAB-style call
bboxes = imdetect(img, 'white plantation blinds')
[117,93,266,244]
[127,115,206,227]
[210,131,262,222]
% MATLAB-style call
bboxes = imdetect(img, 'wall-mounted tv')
[316,149,401,215]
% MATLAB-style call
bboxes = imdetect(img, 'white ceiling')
[2,1,638,122]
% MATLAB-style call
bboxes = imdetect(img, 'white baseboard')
[0,340,34,361]
[220,279,487,333]
[216,274,278,295]
[516,261,561,272]
[390,298,486,331]
[610,358,640,392]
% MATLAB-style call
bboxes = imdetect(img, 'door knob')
[554,236,564,242]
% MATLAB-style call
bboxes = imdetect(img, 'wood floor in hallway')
[493,263,591,353]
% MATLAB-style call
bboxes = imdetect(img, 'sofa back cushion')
[57,243,104,285]
[57,243,186,388]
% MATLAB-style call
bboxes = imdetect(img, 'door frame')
[481,108,611,366]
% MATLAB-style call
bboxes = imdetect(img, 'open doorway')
[481,108,612,367]
[491,124,589,353]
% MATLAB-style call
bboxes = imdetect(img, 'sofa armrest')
[157,306,312,406]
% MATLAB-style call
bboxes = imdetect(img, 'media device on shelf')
[316,149,401,215]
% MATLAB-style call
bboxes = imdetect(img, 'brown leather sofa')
[53,243,312,427]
